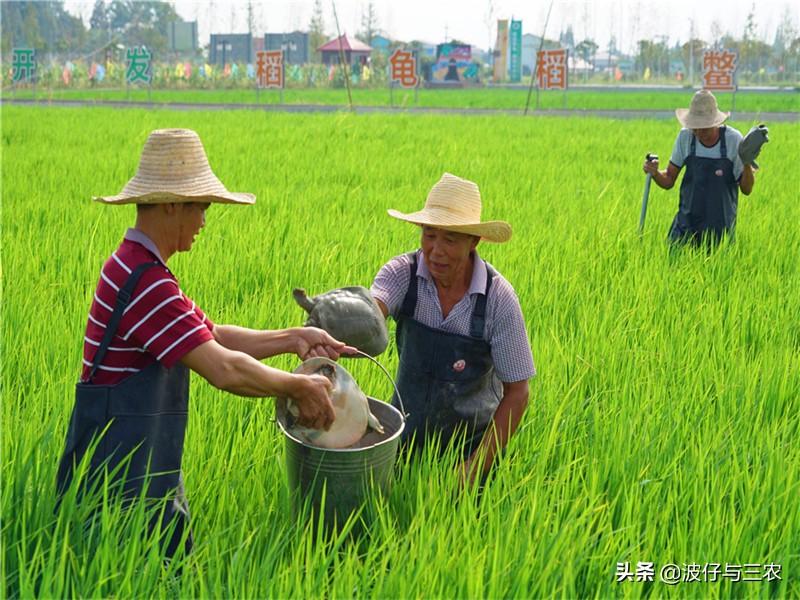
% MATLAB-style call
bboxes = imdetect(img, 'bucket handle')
[345,349,407,421]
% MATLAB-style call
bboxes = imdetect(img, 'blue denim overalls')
[391,252,503,458]
[669,126,739,246]
[57,262,192,558]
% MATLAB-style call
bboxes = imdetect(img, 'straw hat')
[388,173,511,243]
[94,129,255,205]
[675,90,729,129]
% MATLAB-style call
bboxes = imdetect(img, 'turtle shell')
[293,286,388,356]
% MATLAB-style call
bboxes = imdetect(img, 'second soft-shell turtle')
[293,286,388,357]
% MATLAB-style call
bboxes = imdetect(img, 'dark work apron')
[669,126,739,246]
[392,252,503,458]
[56,262,193,558]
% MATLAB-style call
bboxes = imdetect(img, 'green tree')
[681,38,705,81]
[0,1,85,54]
[575,38,598,81]
[308,0,326,63]
[89,0,109,31]
[357,2,378,46]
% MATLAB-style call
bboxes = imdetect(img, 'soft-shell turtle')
[278,357,384,449]
[293,286,388,357]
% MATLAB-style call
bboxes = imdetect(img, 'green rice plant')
[2,106,799,597]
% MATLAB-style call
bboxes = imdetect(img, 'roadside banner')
[493,20,508,82]
[509,20,522,82]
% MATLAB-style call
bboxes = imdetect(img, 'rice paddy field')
[6,85,800,113]
[2,103,800,597]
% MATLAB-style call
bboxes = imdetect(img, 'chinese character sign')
[537,49,568,90]
[508,20,522,83]
[389,49,418,88]
[256,50,284,89]
[702,50,737,91]
[126,46,152,84]
[12,48,36,83]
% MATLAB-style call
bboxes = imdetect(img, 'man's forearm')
[652,169,675,190]
[213,324,296,359]
[469,381,529,476]
[740,164,755,195]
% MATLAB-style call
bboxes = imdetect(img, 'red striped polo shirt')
[81,229,215,385]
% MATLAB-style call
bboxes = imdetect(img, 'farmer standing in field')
[371,173,535,486]
[57,128,353,558]
[643,89,768,246]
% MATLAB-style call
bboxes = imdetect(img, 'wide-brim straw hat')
[675,90,729,129]
[388,173,511,243]
[94,128,255,205]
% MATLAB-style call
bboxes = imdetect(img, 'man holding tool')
[642,90,768,246]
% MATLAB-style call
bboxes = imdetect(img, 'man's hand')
[642,156,659,176]
[739,124,769,167]
[288,373,336,430]
[292,327,357,361]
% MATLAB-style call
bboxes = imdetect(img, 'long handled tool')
[638,153,658,233]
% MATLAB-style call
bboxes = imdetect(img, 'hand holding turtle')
[738,124,769,168]
[292,326,357,361]
[287,373,336,430]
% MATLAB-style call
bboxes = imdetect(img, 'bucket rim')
[276,397,405,453]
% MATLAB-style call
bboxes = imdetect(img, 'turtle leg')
[367,411,385,434]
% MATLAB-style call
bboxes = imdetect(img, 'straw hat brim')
[388,208,512,243]
[93,191,255,205]
[675,107,729,129]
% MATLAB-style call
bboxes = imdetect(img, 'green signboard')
[125,46,152,84]
[509,20,522,83]
[12,48,36,83]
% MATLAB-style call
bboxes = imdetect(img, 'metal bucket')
[275,352,406,529]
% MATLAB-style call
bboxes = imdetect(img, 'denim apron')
[669,126,739,246]
[56,262,192,558]
[392,252,503,458]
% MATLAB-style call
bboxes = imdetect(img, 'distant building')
[209,33,253,65]
[521,34,561,77]
[370,34,392,55]
[318,34,372,66]
[168,21,198,53]
[265,31,309,65]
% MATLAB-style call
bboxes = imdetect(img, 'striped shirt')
[80,229,214,385]
[371,250,536,383]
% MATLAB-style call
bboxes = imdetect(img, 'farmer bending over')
[643,90,767,246]
[371,173,535,486]
[57,129,353,558]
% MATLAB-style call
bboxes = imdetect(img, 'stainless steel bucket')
[275,352,406,529]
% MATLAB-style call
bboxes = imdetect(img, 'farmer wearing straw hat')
[56,129,352,558]
[643,89,766,246]
[371,173,535,486]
